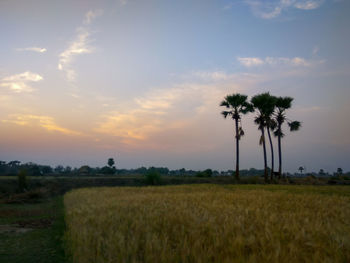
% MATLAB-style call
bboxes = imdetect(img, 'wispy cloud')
[16,47,47,53]
[94,82,235,145]
[237,57,265,67]
[83,9,103,25]
[237,56,324,67]
[192,71,231,81]
[245,0,324,19]
[2,114,82,136]
[58,10,102,82]
[0,71,43,93]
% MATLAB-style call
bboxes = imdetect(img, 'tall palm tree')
[273,96,301,178]
[220,93,253,180]
[265,96,277,181]
[251,93,275,182]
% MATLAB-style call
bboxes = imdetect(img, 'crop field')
[64,185,350,262]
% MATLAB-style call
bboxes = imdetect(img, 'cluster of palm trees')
[220,92,301,182]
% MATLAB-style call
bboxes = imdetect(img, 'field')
[64,185,350,263]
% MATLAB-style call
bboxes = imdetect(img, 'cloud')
[16,47,47,53]
[294,0,324,9]
[237,56,324,67]
[58,10,102,82]
[2,114,82,136]
[192,71,231,81]
[83,9,103,25]
[94,81,238,146]
[245,0,324,19]
[0,71,43,93]
[237,57,265,67]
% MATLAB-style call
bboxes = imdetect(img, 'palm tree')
[273,96,301,178]
[220,93,253,180]
[298,166,304,175]
[251,93,275,182]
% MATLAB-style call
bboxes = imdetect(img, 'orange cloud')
[2,114,82,136]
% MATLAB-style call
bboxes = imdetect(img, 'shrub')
[144,170,161,185]
[196,169,212,177]
[100,166,115,175]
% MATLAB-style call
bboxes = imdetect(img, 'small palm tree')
[220,93,253,180]
[298,166,304,175]
[273,96,301,178]
[251,93,275,182]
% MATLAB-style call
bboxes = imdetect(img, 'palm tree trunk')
[235,118,240,180]
[278,128,282,179]
[261,128,268,182]
[267,127,274,181]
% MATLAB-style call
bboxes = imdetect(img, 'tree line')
[221,92,301,182]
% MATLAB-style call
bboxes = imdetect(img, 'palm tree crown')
[221,94,253,121]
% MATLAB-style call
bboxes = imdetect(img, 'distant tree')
[78,165,92,175]
[108,158,115,168]
[64,166,72,174]
[54,165,64,174]
[273,96,301,178]
[28,164,41,176]
[251,93,275,182]
[298,166,304,175]
[337,168,343,176]
[318,169,325,176]
[179,168,186,176]
[101,166,115,174]
[220,93,253,180]
[8,160,21,167]
[136,167,147,175]
[41,165,53,174]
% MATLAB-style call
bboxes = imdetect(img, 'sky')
[0,0,349,173]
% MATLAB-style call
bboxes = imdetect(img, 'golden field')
[64,185,350,262]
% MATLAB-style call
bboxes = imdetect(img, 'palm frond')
[275,96,293,110]
[221,111,231,119]
[288,121,301,131]
[220,100,230,108]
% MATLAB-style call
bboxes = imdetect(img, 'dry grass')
[64,185,350,262]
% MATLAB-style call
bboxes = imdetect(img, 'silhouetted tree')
[273,96,301,178]
[64,166,72,174]
[108,158,115,168]
[298,166,304,175]
[263,95,277,180]
[337,167,343,176]
[8,160,21,167]
[220,93,253,180]
[251,93,275,182]
[318,169,325,176]
[54,165,64,174]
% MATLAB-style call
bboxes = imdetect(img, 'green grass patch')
[0,197,67,263]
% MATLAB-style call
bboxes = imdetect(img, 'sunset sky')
[0,0,349,173]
